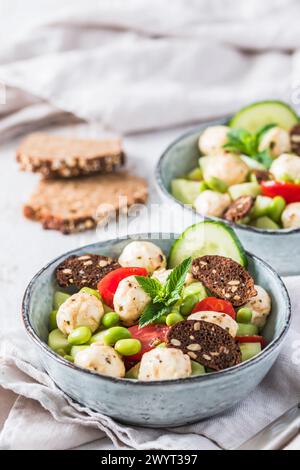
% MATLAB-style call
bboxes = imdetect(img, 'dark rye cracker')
[16,133,125,178]
[192,255,256,306]
[23,172,148,234]
[223,196,254,223]
[290,124,300,156]
[56,254,120,289]
[167,320,241,371]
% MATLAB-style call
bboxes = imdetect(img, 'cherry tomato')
[261,181,300,204]
[192,296,236,320]
[236,335,265,347]
[98,267,148,308]
[125,324,169,362]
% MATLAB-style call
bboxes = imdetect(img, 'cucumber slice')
[187,167,203,181]
[191,361,206,376]
[230,100,298,133]
[240,155,266,171]
[125,362,141,379]
[53,291,70,310]
[171,179,202,205]
[250,195,273,219]
[169,221,247,268]
[251,216,280,230]
[228,182,261,200]
[237,323,258,336]
[240,342,262,362]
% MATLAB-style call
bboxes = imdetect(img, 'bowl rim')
[155,118,300,236]
[22,233,291,387]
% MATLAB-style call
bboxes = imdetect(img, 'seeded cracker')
[224,196,254,223]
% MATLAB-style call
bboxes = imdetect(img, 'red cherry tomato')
[261,181,300,204]
[97,267,148,308]
[125,324,169,362]
[236,335,265,347]
[192,296,236,320]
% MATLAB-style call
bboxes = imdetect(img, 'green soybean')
[67,326,92,345]
[205,176,228,193]
[278,173,294,183]
[80,287,101,300]
[180,294,199,316]
[64,355,74,363]
[237,323,258,336]
[102,312,119,329]
[49,309,58,331]
[252,216,279,230]
[187,167,203,181]
[267,196,286,223]
[48,329,71,354]
[102,326,132,345]
[182,282,207,300]
[166,312,184,326]
[236,307,252,324]
[53,291,70,310]
[199,181,209,192]
[154,315,167,325]
[70,345,89,358]
[115,338,141,356]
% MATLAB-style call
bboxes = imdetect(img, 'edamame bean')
[237,323,258,336]
[154,315,167,325]
[53,291,70,310]
[250,196,273,219]
[102,312,119,329]
[64,355,74,362]
[199,181,209,192]
[49,309,58,331]
[102,326,132,345]
[278,173,294,183]
[180,294,199,316]
[182,282,207,300]
[187,167,203,181]
[236,307,252,324]
[80,287,101,300]
[115,338,141,356]
[67,326,92,345]
[70,345,89,358]
[205,176,228,193]
[252,216,279,230]
[267,196,286,223]
[166,312,184,326]
[48,329,71,354]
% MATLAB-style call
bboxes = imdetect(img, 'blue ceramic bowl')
[156,118,300,276]
[22,234,291,428]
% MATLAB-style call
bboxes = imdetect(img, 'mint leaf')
[164,257,192,300]
[252,150,273,169]
[139,302,170,327]
[135,276,162,299]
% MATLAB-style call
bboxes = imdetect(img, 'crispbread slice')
[167,320,241,371]
[223,196,254,223]
[192,255,256,306]
[23,172,148,234]
[16,133,125,178]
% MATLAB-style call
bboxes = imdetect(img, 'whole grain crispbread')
[56,254,120,289]
[223,196,254,223]
[23,172,148,234]
[192,255,256,306]
[16,133,125,178]
[167,320,241,371]
[290,124,300,156]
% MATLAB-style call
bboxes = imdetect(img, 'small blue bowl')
[156,119,300,276]
[22,233,291,428]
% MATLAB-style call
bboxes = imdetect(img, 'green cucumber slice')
[187,167,203,181]
[125,362,141,379]
[240,155,266,171]
[228,182,261,200]
[169,221,247,268]
[171,179,202,205]
[230,100,298,133]
[53,291,70,310]
[240,342,262,362]
[237,323,258,336]
[251,216,280,230]
[191,361,206,376]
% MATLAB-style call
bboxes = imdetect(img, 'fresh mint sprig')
[136,257,192,327]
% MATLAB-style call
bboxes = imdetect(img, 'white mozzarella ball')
[258,127,291,157]
[194,190,231,217]
[118,241,166,274]
[202,154,249,186]
[75,343,125,378]
[188,311,238,337]
[198,125,229,155]
[138,347,191,381]
[281,202,300,229]
[56,292,104,335]
[270,153,300,181]
[113,275,150,326]
[243,285,271,328]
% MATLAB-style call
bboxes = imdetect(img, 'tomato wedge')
[125,325,169,362]
[236,335,265,346]
[97,267,148,308]
[192,297,236,320]
[261,181,300,204]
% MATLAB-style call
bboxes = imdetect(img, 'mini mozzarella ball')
[113,276,150,326]
[258,127,291,158]
[194,190,231,217]
[281,202,300,229]
[75,343,125,378]
[188,311,238,337]
[118,241,166,274]
[152,269,194,286]
[270,153,300,181]
[138,347,191,381]
[202,154,249,186]
[56,292,104,335]
[198,125,229,155]
[242,285,271,328]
